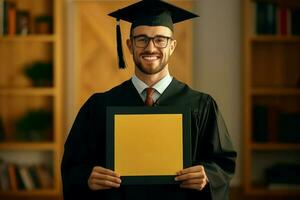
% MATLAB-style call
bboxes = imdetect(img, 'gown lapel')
[156,78,185,106]
[121,79,145,106]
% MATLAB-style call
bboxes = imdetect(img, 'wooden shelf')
[0,35,55,42]
[0,88,55,96]
[0,189,58,196]
[0,142,55,150]
[251,35,300,43]
[0,0,62,199]
[248,185,300,196]
[243,0,300,197]
[251,142,300,150]
[252,88,300,96]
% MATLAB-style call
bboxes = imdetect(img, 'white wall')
[193,0,242,186]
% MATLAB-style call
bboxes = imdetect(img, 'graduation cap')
[108,0,199,69]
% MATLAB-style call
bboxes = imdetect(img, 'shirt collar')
[131,73,173,95]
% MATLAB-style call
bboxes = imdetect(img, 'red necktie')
[145,87,154,106]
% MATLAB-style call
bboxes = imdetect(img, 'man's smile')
[141,54,161,62]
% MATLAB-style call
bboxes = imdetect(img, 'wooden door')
[72,0,195,109]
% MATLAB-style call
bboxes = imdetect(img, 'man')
[61,0,237,200]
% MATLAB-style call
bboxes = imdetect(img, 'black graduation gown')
[61,78,237,200]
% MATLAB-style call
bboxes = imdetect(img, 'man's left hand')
[175,165,208,191]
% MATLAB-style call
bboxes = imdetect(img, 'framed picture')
[106,106,191,185]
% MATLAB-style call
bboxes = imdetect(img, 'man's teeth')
[142,56,158,60]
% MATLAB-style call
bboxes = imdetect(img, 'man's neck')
[135,66,169,87]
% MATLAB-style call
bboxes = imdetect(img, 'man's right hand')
[88,166,121,190]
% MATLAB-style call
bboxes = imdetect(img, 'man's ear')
[169,39,177,56]
[126,39,133,54]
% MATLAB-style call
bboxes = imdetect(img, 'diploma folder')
[106,106,191,185]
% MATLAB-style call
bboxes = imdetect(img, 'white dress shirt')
[131,74,173,103]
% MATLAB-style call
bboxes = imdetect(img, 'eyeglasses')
[132,35,172,48]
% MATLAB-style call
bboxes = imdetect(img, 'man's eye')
[137,38,148,42]
[155,38,166,43]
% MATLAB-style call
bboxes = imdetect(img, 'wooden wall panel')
[74,0,195,108]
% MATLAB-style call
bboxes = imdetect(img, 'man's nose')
[144,39,156,51]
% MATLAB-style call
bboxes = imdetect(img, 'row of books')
[0,160,53,191]
[0,0,31,36]
[252,105,300,143]
[252,1,300,35]
[265,163,300,189]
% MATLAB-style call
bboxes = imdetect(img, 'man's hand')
[175,165,208,191]
[88,166,121,190]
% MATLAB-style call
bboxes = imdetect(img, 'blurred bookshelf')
[243,0,300,196]
[0,0,62,199]
[251,35,300,42]
[0,35,55,42]
[251,142,300,150]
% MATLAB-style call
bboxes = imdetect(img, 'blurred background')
[0,0,299,199]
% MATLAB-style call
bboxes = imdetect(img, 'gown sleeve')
[61,94,101,199]
[192,95,237,200]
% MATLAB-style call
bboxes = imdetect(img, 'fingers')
[175,165,208,191]
[92,179,121,188]
[88,166,122,191]
[181,178,204,185]
[177,165,204,175]
[92,172,121,184]
[179,178,207,191]
[175,171,205,181]
[88,183,111,191]
[175,165,206,181]
[93,166,120,177]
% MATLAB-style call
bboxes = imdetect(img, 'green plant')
[15,109,53,141]
[23,61,53,86]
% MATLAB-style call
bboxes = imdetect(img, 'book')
[15,165,25,190]
[278,7,288,35]
[256,2,277,35]
[3,0,9,35]
[19,165,34,190]
[7,163,18,190]
[291,9,300,35]
[0,0,4,36]
[266,3,277,34]
[28,165,40,189]
[251,1,257,35]
[0,161,10,190]
[7,2,16,35]
[252,105,268,142]
[287,8,292,35]
[35,164,53,189]
[267,106,279,142]
[16,10,30,35]
[278,112,300,143]
[256,1,267,34]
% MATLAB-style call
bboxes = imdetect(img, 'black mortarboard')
[108,0,199,69]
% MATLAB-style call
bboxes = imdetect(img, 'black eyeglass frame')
[131,35,173,49]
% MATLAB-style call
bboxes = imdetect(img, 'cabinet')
[243,0,300,197]
[0,0,62,199]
